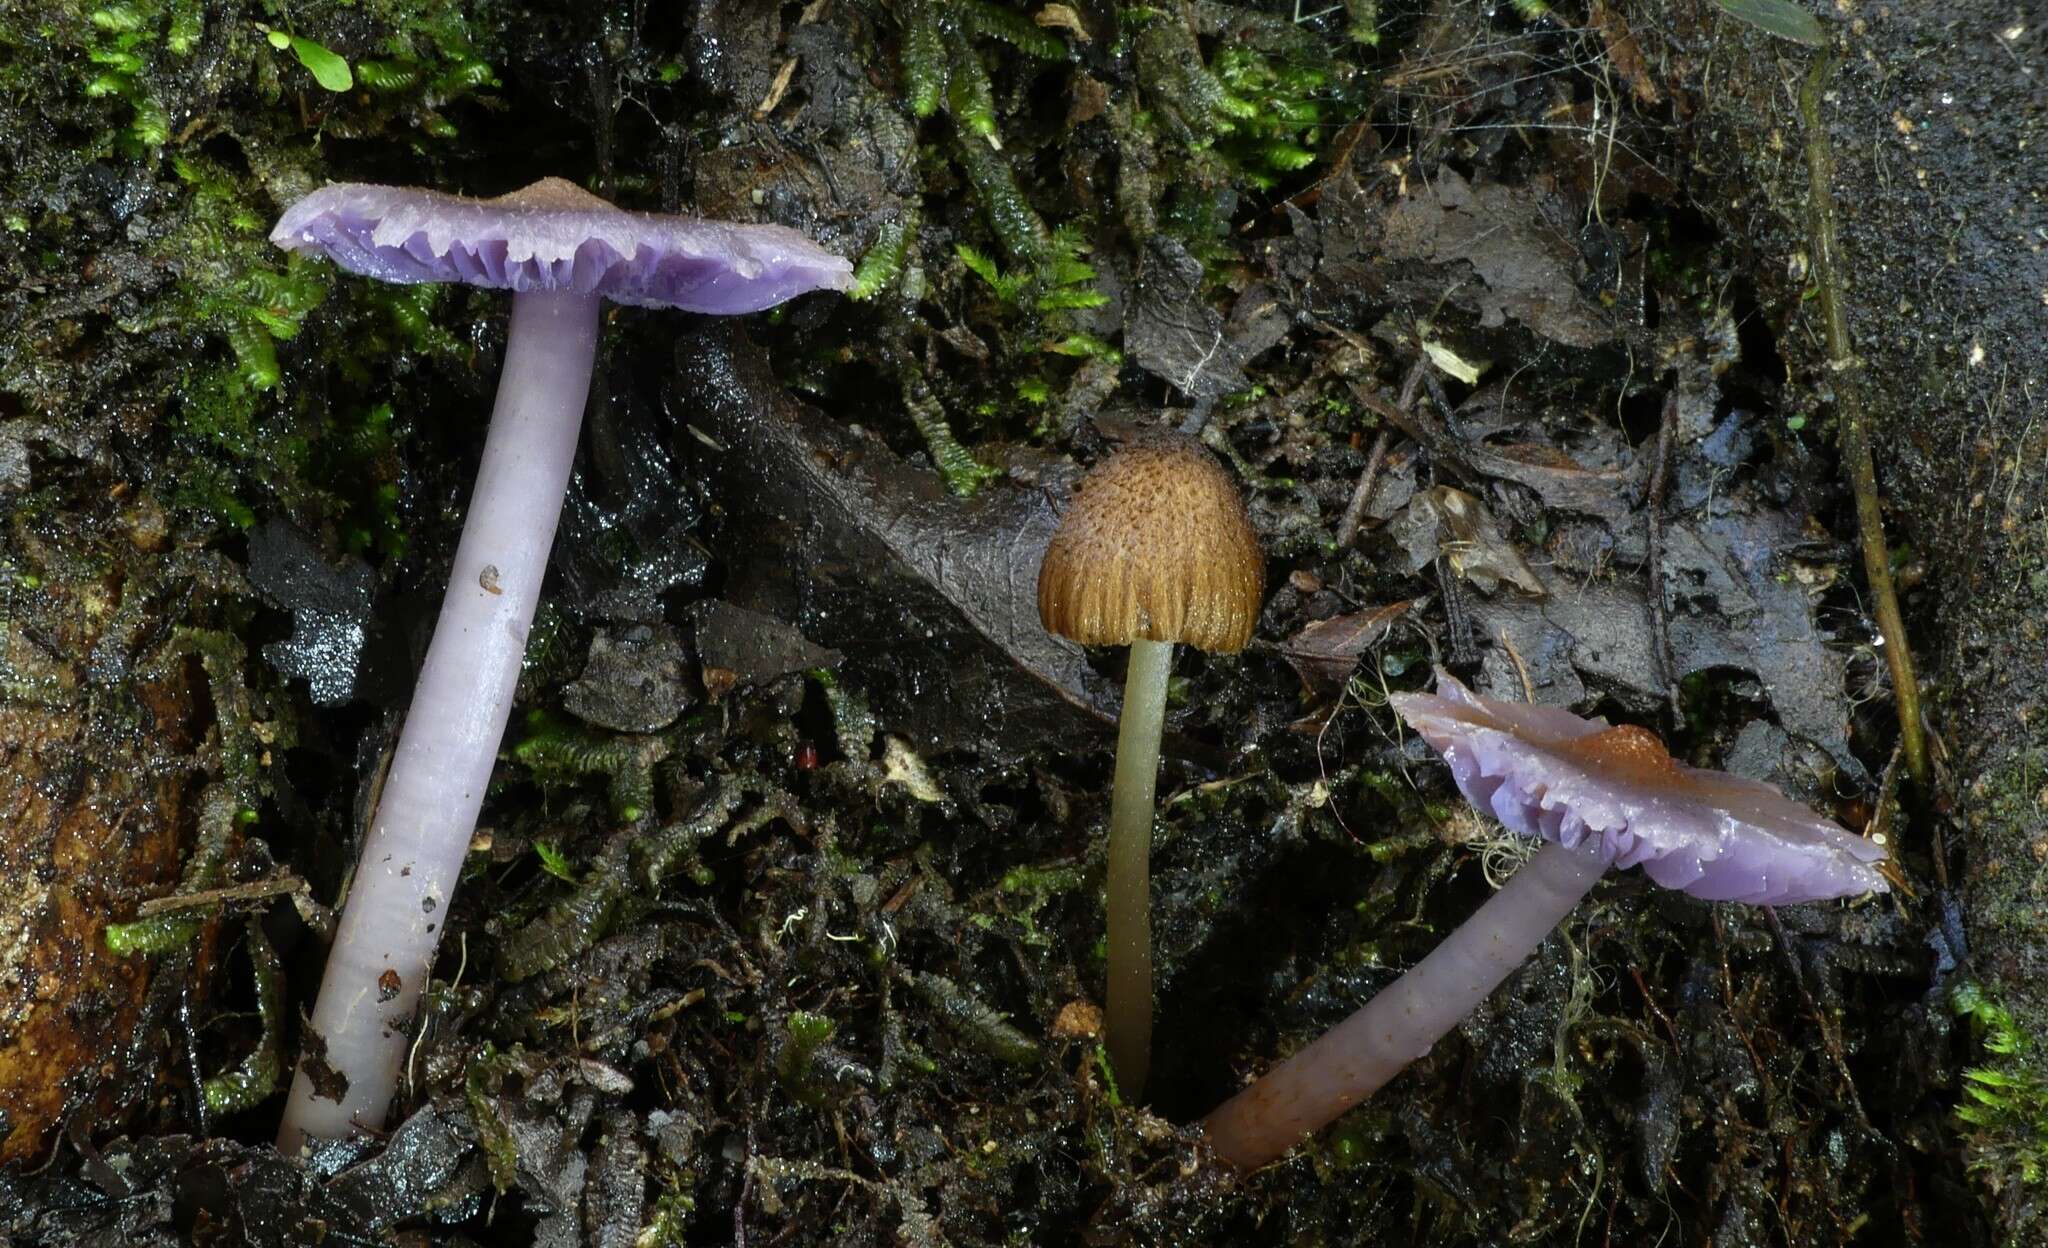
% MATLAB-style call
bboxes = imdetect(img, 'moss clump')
[320,402,410,560]
[200,925,286,1114]
[849,206,917,304]
[1126,5,1338,193]
[776,1011,842,1105]
[510,710,669,822]
[902,372,1001,497]
[148,152,331,532]
[1954,982,2048,1189]
[340,0,500,139]
[76,2,199,153]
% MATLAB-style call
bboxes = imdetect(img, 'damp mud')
[2,2,2039,1244]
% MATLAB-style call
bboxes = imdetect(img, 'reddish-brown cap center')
[1560,724,1682,786]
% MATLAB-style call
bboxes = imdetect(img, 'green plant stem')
[1107,637,1172,1098]
[1801,55,1929,790]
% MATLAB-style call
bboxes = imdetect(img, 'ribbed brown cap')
[1037,439,1263,653]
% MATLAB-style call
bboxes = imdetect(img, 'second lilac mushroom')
[1201,670,1889,1171]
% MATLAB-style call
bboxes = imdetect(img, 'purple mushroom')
[1201,670,1888,1172]
[269,177,851,1149]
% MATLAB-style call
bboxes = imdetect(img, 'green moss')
[897,0,948,117]
[902,373,1001,497]
[907,0,1067,268]
[1127,5,1341,196]
[149,629,276,797]
[511,710,666,821]
[946,42,1000,146]
[103,910,203,955]
[346,0,500,138]
[997,861,1084,946]
[150,153,333,532]
[898,0,1065,128]
[814,667,878,761]
[464,1044,524,1193]
[1954,729,2048,1212]
[497,852,627,983]
[321,403,410,560]
[1033,227,1109,312]
[73,1,199,153]
[957,0,1066,59]
[850,207,917,303]
[951,126,1050,267]
[168,154,330,392]
[1954,981,2048,1187]
[165,459,258,531]
[777,1010,842,1105]
[103,787,240,956]
[867,1,1125,462]
[641,1180,698,1245]
[906,970,1041,1064]
[200,924,286,1114]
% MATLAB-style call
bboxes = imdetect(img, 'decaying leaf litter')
[0,0,2010,1244]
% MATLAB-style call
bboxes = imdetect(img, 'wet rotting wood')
[675,324,1128,759]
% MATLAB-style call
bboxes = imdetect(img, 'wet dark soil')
[3,1,2040,1244]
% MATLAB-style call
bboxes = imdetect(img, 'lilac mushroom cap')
[1392,670,1888,904]
[270,176,852,312]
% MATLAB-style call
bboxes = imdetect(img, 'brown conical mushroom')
[1037,438,1262,1097]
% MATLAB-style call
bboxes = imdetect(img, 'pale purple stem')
[1201,839,1612,1171]
[278,289,602,1149]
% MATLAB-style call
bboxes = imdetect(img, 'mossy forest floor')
[0,1,2022,1244]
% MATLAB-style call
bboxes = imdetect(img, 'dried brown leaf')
[1282,599,1421,694]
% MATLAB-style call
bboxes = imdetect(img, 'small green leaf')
[91,7,143,33]
[288,35,353,92]
[533,839,576,882]
[1035,286,1108,311]
[955,243,1025,303]
[1714,0,1825,46]
[1046,333,1121,361]
[1045,257,1096,286]
[955,243,1002,288]
[265,29,290,50]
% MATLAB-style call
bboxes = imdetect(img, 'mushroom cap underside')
[271,177,852,314]
[1037,439,1263,653]
[1392,671,1889,904]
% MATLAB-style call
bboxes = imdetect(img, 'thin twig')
[1336,357,1427,546]
[736,1088,758,1248]
[1801,55,1929,789]
[1397,352,1428,412]
[1438,558,1475,666]
[1419,365,1457,429]
[1498,626,1534,701]
[1646,389,1679,721]
[1335,430,1392,546]
[133,874,308,917]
